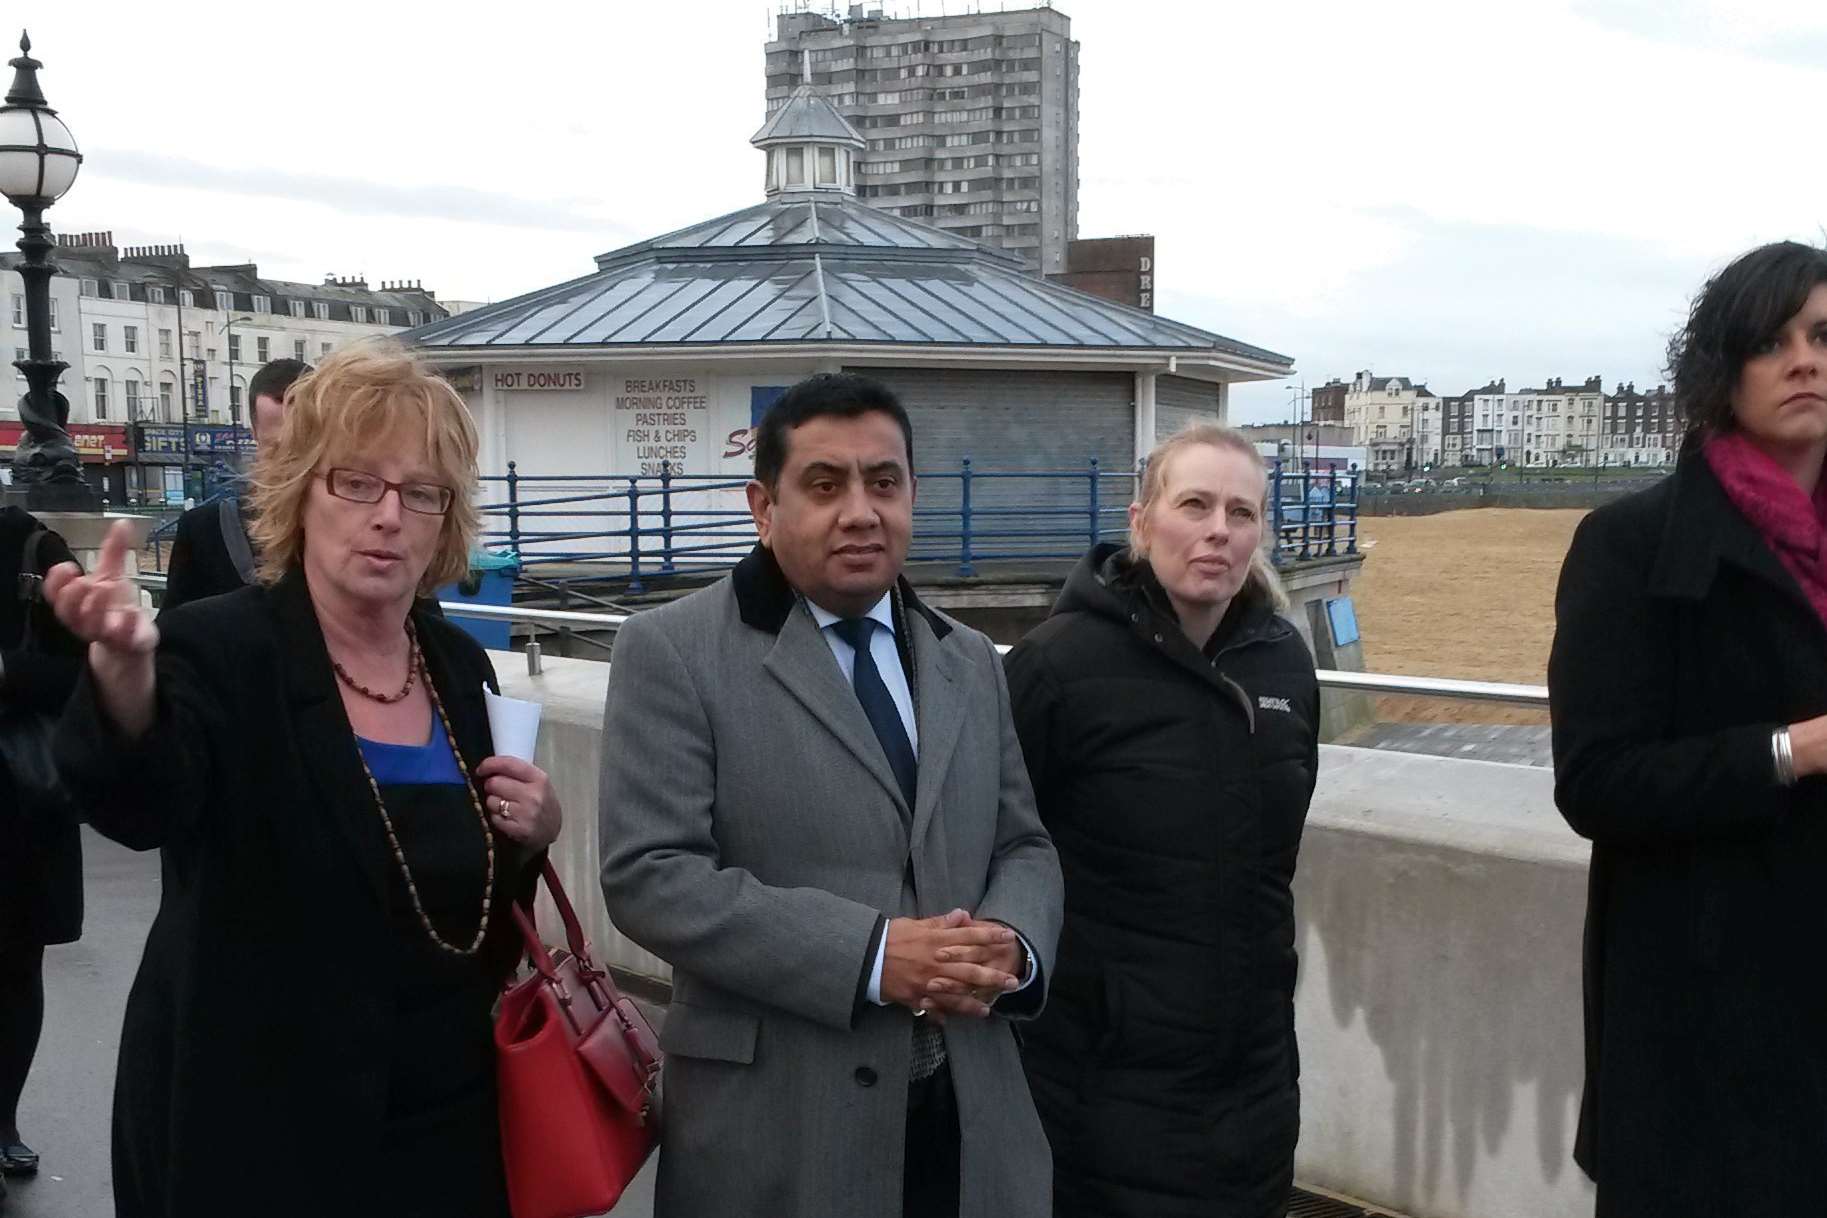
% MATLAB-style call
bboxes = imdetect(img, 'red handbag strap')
[510,864,654,1064]
[539,858,592,961]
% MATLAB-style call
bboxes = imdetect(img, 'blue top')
[356,726,464,786]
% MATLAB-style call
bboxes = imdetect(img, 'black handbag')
[0,525,76,822]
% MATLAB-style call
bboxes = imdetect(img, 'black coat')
[53,568,537,1218]
[1550,452,1827,1216]
[0,506,84,950]
[159,497,253,614]
[1004,544,1319,1218]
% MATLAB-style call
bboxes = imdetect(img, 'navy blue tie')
[831,617,918,809]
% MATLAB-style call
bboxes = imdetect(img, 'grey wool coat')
[599,543,1064,1218]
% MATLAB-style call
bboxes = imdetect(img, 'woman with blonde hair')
[46,340,562,1218]
[1005,424,1319,1218]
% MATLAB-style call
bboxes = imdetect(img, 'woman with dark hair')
[1006,424,1318,1218]
[1550,240,1827,1215]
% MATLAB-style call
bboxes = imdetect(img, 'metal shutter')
[1155,374,1222,442]
[847,367,1136,562]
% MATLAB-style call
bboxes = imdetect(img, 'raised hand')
[43,518,158,738]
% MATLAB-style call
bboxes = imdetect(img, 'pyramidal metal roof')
[750,85,865,147]
[405,195,1293,369]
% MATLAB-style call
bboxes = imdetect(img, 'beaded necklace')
[349,623,496,956]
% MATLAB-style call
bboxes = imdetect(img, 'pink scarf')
[1704,430,1827,629]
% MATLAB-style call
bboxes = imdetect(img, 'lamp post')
[0,31,93,509]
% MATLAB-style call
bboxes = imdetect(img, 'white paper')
[484,683,543,763]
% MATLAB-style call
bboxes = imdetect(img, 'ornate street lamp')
[0,31,94,508]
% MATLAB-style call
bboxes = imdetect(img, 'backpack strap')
[16,523,46,606]
[219,496,258,586]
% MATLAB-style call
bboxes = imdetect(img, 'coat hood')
[1053,541,1284,647]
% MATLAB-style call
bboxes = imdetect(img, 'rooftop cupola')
[752,59,865,200]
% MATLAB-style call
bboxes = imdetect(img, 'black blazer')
[1549,452,1827,1216]
[54,567,535,1218]
[0,506,83,949]
[159,497,253,615]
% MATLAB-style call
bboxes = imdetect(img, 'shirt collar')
[807,591,896,637]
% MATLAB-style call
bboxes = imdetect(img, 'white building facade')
[1,232,450,503]
[1517,376,1603,467]
[1343,370,1435,472]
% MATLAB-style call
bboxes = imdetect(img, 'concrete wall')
[1360,487,1634,516]
[493,650,1596,1218]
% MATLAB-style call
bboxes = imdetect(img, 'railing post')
[1326,467,1340,556]
[505,461,521,557]
[958,457,975,577]
[626,478,645,594]
[659,461,676,574]
[1270,457,1286,566]
[1299,465,1313,561]
[1343,468,1359,555]
[1087,457,1101,547]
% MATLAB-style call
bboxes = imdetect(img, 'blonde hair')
[249,339,480,592]
[1129,422,1289,612]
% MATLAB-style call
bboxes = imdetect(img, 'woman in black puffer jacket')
[1006,425,1319,1218]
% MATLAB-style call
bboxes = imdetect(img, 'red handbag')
[496,861,661,1218]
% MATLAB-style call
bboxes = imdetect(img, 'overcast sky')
[24,0,1827,424]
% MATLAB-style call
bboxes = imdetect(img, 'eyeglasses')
[317,468,454,516]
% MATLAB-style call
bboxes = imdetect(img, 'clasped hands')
[880,908,1026,1022]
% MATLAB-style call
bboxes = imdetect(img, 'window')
[179,290,194,309]
[81,278,98,298]
[206,348,217,362]
[93,377,109,419]
[47,299,57,331]
[159,329,173,359]
[256,336,270,362]
[126,378,140,418]
[9,294,19,327]
[252,295,272,314]
[229,383,242,413]
[113,281,131,301]
[186,330,200,357]
[92,322,107,352]
[11,347,21,381]
[228,334,241,363]
[214,290,233,311]
[313,302,329,321]
[785,147,805,186]
[817,146,837,185]
[123,325,138,353]
[351,306,369,324]
[293,338,307,361]
[406,311,421,327]
[373,308,389,326]
[148,285,166,305]
[289,300,306,318]
[159,383,173,421]
[320,342,332,358]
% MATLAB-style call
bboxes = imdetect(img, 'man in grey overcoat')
[600,372,1063,1218]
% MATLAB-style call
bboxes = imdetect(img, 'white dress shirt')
[806,591,1036,1007]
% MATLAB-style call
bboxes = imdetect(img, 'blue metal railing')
[480,458,1358,592]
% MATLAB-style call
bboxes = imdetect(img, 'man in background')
[159,358,308,613]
